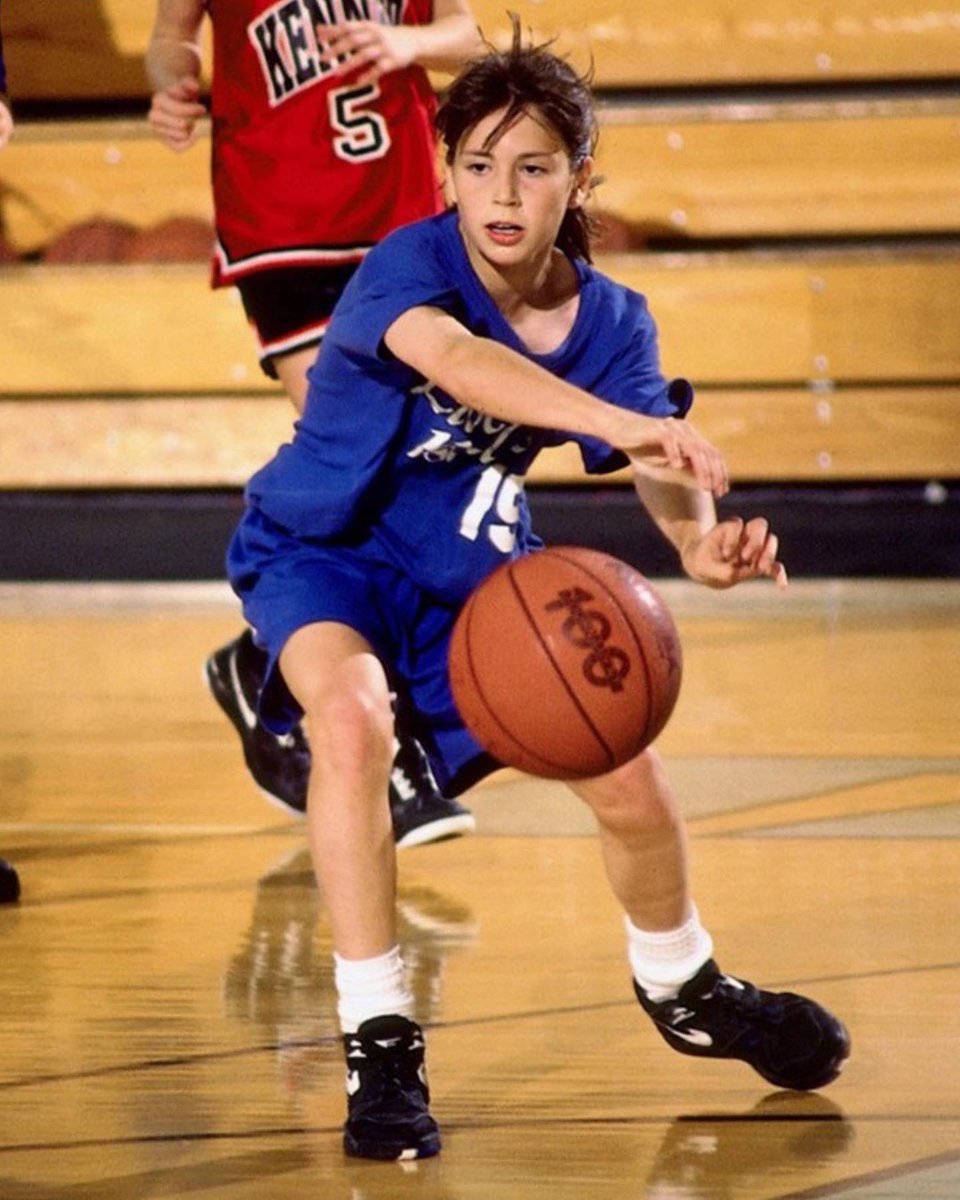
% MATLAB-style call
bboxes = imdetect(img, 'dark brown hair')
[435,15,598,262]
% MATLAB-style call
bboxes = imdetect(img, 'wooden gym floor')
[0,577,958,1199]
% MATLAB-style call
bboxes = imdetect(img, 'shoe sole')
[344,1132,441,1161]
[754,1020,852,1092]
[256,785,307,820]
[654,1011,852,1092]
[394,812,477,849]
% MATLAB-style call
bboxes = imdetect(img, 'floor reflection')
[644,1092,854,1199]
[223,844,478,1054]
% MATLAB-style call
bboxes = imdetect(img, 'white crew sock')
[625,907,714,1002]
[334,945,415,1033]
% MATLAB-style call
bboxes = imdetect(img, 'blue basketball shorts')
[227,506,500,798]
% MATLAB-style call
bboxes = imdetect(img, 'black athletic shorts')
[235,261,363,378]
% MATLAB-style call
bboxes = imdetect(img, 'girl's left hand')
[683,517,788,589]
[317,21,419,84]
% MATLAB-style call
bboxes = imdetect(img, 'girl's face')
[449,106,591,277]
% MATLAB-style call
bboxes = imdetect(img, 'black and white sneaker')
[205,630,310,816]
[635,959,850,1091]
[343,1015,441,1161]
[389,734,476,848]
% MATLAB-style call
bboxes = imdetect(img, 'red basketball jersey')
[207,0,445,284]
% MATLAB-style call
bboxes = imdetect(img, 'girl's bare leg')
[279,621,396,958]
[570,746,691,932]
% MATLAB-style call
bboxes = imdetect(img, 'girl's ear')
[442,168,457,208]
[568,155,596,210]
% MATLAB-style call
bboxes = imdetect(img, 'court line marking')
[690,773,960,837]
[3,1113,960,1157]
[773,1147,960,1198]
[0,823,278,836]
[2,960,958,1093]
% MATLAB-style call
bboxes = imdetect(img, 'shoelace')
[349,1049,424,1105]
[693,976,789,1031]
[390,740,438,806]
[274,728,309,755]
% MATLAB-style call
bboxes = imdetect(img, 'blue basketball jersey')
[243,210,691,604]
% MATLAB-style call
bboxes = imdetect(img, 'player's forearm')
[632,465,717,567]
[146,0,204,90]
[410,13,484,73]
[146,38,202,90]
[435,332,638,445]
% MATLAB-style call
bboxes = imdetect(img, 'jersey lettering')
[329,85,390,161]
[248,0,406,108]
[459,467,522,553]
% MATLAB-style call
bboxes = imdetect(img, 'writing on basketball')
[546,586,632,693]
[608,559,683,680]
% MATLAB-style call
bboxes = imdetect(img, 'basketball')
[125,216,215,263]
[43,217,136,264]
[448,547,682,780]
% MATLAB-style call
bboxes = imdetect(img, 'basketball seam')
[460,586,574,777]
[508,561,616,772]
[548,548,656,749]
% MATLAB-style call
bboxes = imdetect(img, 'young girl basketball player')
[227,26,850,1160]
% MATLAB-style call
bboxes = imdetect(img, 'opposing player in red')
[147,0,483,845]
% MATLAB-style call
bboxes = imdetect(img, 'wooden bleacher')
[4,0,959,96]
[0,120,211,256]
[0,0,958,497]
[4,97,960,254]
[1,245,957,485]
[469,0,960,86]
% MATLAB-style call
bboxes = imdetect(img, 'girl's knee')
[302,666,394,769]
[572,747,677,830]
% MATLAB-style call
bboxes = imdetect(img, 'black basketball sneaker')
[205,629,311,816]
[634,959,850,1091]
[343,1015,441,1161]
[388,728,476,848]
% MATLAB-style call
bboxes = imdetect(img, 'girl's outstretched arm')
[632,466,788,589]
[384,304,730,499]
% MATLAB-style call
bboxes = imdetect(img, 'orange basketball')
[43,218,136,264]
[448,547,682,779]
[125,216,215,263]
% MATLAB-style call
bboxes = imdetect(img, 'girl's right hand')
[620,414,730,499]
[148,77,207,151]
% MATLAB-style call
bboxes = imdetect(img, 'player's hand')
[683,517,788,589]
[148,77,206,152]
[0,99,13,150]
[317,21,420,85]
[622,415,730,499]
